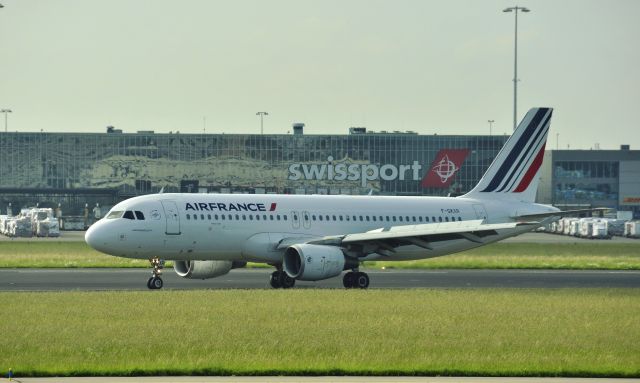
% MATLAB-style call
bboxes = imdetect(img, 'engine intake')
[174,260,244,279]
[284,244,351,281]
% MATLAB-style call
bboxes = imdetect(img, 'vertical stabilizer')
[464,107,553,202]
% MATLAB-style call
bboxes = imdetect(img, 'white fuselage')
[85,193,557,263]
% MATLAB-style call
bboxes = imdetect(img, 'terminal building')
[0,126,639,218]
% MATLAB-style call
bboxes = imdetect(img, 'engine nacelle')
[174,260,244,279]
[283,244,349,281]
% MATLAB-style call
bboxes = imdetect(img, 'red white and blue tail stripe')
[464,107,552,202]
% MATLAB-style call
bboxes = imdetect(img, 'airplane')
[85,107,600,290]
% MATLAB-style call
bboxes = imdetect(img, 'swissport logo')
[421,149,470,188]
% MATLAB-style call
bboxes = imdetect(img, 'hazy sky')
[0,0,638,149]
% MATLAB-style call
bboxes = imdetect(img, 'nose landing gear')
[147,258,165,290]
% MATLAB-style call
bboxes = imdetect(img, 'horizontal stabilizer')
[512,207,610,221]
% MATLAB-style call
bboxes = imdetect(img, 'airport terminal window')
[123,211,135,220]
[107,211,124,219]
[134,211,145,220]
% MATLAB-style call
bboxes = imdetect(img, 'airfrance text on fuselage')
[185,202,276,212]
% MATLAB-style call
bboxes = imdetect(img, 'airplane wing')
[277,219,538,257]
[512,207,610,221]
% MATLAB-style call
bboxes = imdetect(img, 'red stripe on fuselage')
[513,144,546,193]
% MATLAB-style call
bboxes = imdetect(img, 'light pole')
[1,109,11,133]
[256,112,268,135]
[503,6,530,131]
[487,120,495,136]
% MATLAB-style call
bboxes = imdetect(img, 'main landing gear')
[147,257,165,290]
[343,270,370,289]
[270,269,295,289]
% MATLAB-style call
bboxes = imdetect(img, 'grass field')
[0,241,639,269]
[0,289,638,377]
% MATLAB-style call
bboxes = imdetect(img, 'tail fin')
[464,107,553,203]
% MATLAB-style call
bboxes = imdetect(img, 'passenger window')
[399,216,403,222]
[372,216,377,221]
[326,215,330,221]
[283,215,288,221]
[134,211,145,220]
[242,215,246,220]
[379,216,383,221]
[208,214,212,220]
[304,214,309,221]
[352,216,357,221]
[412,216,416,222]
[339,215,343,221]
[186,214,191,220]
[214,214,218,220]
[270,215,274,221]
[277,215,281,220]
[193,214,198,220]
[235,214,239,220]
[458,217,462,221]
[312,215,316,221]
[366,216,370,221]
[359,216,363,221]
[386,216,390,221]
[332,215,336,221]
[445,217,449,222]
[319,215,323,221]
[419,216,423,222]
[438,216,443,222]
[346,216,350,221]
[200,214,205,220]
[392,216,396,222]
[432,216,436,222]
[293,214,298,220]
[221,214,225,220]
[123,210,135,220]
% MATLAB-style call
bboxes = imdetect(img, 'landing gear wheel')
[150,277,163,290]
[148,257,165,289]
[270,271,283,289]
[281,274,296,289]
[354,272,370,289]
[343,272,355,289]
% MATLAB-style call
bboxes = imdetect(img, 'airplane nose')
[85,223,108,253]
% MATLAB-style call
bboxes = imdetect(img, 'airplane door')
[291,211,300,229]
[302,210,311,229]
[161,200,181,235]
[472,204,488,222]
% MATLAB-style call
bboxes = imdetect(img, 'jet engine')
[173,260,246,280]
[283,244,354,281]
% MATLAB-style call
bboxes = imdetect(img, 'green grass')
[0,241,639,270]
[364,242,640,270]
[0,289,638,377]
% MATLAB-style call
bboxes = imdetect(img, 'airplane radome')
[85,108,586,290]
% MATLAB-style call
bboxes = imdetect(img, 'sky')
[0,0,638,149]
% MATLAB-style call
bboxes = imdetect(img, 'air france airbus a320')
[85,108,598,290]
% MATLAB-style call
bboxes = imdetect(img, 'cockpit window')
[123,210,135,220]
[134,211,145,220]
[106,210,124,219]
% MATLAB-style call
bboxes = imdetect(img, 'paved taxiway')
[1,268,638,291]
